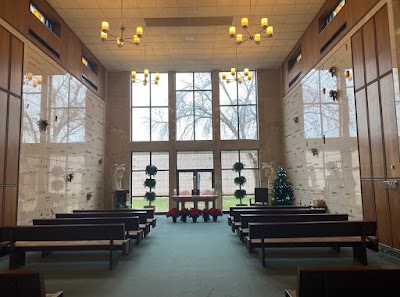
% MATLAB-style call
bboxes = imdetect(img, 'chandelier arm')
[243,27,252,37]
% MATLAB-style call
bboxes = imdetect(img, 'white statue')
[112,164,126,190]
[262,162,277,188]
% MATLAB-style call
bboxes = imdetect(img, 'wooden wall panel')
[9,36,23,97]
[375,6,392,76]
[0,91,7,185]
[349,0,380,28]
[3,186,17,225]
[388,188,400,249]
[362,19,378,84]
[373,180,392,247]
[0,26,10,91]
[5,96,21,185]
[367,82,385,178]
[360,180,376,221]
[355,89,372,178]
[351,29,365,91]
[0,187,3,224]
[380,74,400,178]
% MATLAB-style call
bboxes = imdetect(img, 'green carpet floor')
[1,215,400,297]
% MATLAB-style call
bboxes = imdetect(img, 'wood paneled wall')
[351,5,400,249]
[282,0,380,95]
[0,25,23,226]
[0,0,106,99]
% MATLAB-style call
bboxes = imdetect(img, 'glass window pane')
[151,152,169,170]
[238,105,257,139]
[241,169,258,194]
[220,106,238,140]
[177,151,213,169]
[131,152,150,171]
[221,170,236,195]
[322,104,340,138]
[131,171,146,196]
[219,74,237,105]
[68,108,85,142]
[240,150,258,169]
[176,91,194,141]
[194,72,212,90]
[151,107,169,141]
[70,78,86,107]
[238,72,256,105]
[51,75,69,108]
[131,108,150,141]
[221,151,239,169]
[151,73,168,106]
[176,73,193,90]
[194,91,212,140]
[153,171,169,196]
[132,73,150,107]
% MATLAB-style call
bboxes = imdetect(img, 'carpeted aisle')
[1,215,400,297]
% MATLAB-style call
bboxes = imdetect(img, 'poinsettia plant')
[189,208,202,218]
[166,208,180,218]
[180,208,190,217]
[209,208,223,217]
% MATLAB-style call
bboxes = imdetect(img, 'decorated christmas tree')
[272,167,294,205]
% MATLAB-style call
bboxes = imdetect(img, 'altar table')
[171,195,218,210]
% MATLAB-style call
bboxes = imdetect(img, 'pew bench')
[33,217,144,245]
[285,265,400,297]
[56,211,151,236]
[246,221,378,267]
[2,224,131,270]
[238,213,349,242]
[231,208,326,233]
[73,208,157,228]
[0,270,63,297]
[227,205,313,226]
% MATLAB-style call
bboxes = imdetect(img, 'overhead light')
[229,0,273,45]
[100,0,143,48]
[223,45,251,84]
[131,45,160,86]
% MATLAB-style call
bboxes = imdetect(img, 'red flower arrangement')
[180,207,190,217]
[189,208,202,218]
[209,208,223,216]
[166,208,180,218]
[209,208,223,221]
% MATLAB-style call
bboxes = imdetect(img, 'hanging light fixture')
[229,0,273,45]
[222,45,251,84]
[131,45,160,86]
[100,0,143,48]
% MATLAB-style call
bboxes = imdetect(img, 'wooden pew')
[33,217,144,245]
[231,208,326,233]
[3,224,131,270]
[228,205,313,226]
[56,211,151,236]
[238,213,349,242]
[0,270,63,297]
[246,221,378,267]
[285,265,400,297]
[73,208,157,228]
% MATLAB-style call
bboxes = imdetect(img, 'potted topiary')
[233,161,247,205]
[144,164,158,209]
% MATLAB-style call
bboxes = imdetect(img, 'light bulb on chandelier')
[24,72,42,87]
[100,0,144,48]
[223,44,252,84]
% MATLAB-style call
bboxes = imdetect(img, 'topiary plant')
[233,162,247,205]
[144,164,158,207]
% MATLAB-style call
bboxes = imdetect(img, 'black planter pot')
[172,217,177,223]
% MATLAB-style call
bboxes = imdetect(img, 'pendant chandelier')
[100,0,143,47]
[229,0,273,46]
[24,72,42,87]
[221,45,251,84]
[131,45,160,86]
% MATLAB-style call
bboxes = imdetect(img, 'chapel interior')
[1,0,400,296]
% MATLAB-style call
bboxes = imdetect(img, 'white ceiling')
[47,0,326,72]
